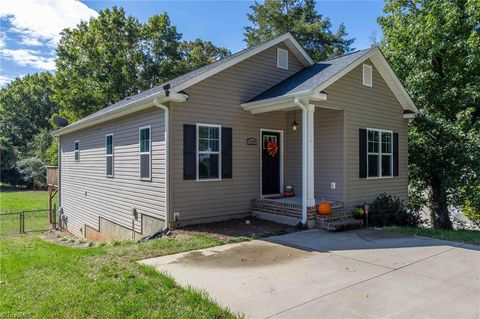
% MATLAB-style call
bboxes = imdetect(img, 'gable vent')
[277,48,289,70]
[363,64,373,87]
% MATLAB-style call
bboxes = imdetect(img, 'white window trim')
[196,123,222,182]
[105,133,114,178]
[363,64,373,87]
[366,128,393,179]
[277,48,289,70]
[139,125,152,181]
[74,140,80,162]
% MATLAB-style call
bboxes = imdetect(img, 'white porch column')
[306,104,315,207]
[295,98,315,226]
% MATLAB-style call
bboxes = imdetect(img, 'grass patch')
[0,188,49,213]
[0,233,241,318]
[385,226,480,246]
[0,187,51,236]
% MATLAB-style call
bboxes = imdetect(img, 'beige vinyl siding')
[316,59,408,211]
[284,108,344,201]
[60,107,166,238]
[170,43,304,224]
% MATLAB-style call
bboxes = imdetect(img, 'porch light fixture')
[291,108,298,132]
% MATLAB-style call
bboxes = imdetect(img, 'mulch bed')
[175,217,298,240]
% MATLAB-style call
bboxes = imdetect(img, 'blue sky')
[0,0,384,87]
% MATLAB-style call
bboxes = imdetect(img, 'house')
[52,33,417,240]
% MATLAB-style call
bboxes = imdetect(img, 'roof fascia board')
[250,100,298,114]
[369,51,419,113]
[52,93,187,137]
[173,33,314,92]
[314,47,418,112]
[244,47,418,113]
[241,91,311,110]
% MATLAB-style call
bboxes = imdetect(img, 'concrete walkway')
[140,229,480,318]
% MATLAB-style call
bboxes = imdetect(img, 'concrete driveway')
[141,229,480,318]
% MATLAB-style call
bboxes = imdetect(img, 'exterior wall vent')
[277,48,289,70]
[363,64,373,87]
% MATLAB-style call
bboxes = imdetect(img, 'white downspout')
[153,100,170,229]
[294,98,308,226]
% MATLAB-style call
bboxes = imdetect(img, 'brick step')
[317,217,364,231]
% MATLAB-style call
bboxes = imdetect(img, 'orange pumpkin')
[317,200,331,215]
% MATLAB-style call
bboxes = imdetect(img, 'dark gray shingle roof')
[247,48,373,103]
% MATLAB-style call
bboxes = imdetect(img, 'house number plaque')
[246,138,257,145]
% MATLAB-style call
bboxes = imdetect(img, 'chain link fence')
[0,209,52,237]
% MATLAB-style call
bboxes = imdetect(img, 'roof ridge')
[321,47,374,63]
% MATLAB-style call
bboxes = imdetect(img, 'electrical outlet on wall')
[330,182,336,190]
[173,212,180,222]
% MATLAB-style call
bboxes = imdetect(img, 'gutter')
[152,98,171,230]
[52,90,188,137]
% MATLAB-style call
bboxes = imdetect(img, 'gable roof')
[247,48,372,103]
[53,33,313,137]
[242,47,418,113]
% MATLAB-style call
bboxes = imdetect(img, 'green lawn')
[0,233,240,318]
[0,188,49,213]
[0,189,241,318]
[385,226,480,246]
[0,188,51,236]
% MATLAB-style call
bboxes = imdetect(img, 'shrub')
[352,207,364,219]
[462,186,480,228]
[368,193,422,227]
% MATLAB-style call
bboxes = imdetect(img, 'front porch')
[251,197,362,231]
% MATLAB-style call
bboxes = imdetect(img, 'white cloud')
[0,0,97,72]
[0,33,5,49]
[0,0,98,48]
[0,74,14,86]
[1,48,56,71]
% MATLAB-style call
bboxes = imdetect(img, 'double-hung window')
[139,126,151,180]
[197,124,221,180]
[367,129,393,178]
[105,134,114,177]
[74,140,80,162]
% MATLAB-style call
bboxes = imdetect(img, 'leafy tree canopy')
[53,7,230,122]
[379,0,480,229]
[0,72,59,154]
[244,0,354,61]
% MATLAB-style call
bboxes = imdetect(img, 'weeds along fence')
[0,209,52,236]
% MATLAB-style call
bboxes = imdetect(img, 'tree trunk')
[430,177,453,230]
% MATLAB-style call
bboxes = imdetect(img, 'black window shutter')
[359,128,367,178]
[393,132,399,176]
[221,127,232,178]
[183,124,196,180]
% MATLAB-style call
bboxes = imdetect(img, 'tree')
[53,7,229,122]
[17,157,46,191]
[244,0,354,61]
[0,73,59,154]
[29,128,55,164]
[179,39,231,72]
[379,0,480,229]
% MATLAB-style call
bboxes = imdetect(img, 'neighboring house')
[53,33,417,240]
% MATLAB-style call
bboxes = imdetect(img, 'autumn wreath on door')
[264,135,278,157]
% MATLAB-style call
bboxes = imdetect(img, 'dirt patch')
[174,217,298,240]
[173,241,310,268]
